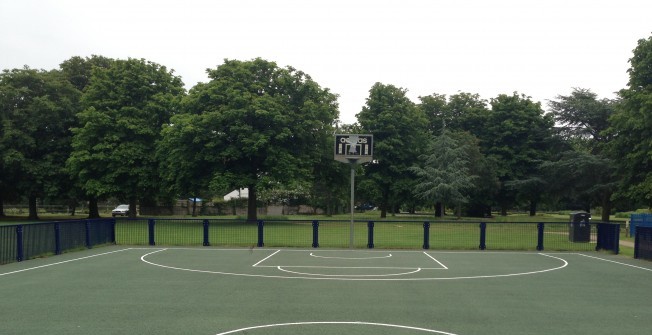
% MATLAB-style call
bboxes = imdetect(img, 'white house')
[223,188,248,201]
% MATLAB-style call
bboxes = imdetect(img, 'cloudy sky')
[1,0,650,123]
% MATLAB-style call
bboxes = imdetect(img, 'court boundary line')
[252,249,448,277]
[309,252,393,260]
[214,321,458,335]
[139,249,569,281]
[0,248,132,276]
[276,266,423,277]
[253,250,447,270]
[577,253,652,272]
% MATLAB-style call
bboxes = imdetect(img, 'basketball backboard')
[334,134,373,163]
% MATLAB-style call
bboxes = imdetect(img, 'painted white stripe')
[277,266,422,277]
[577,253,652,272]
[423,251,448,269]
[252,249,281,267]
[0,248,132,276]
[309,252,392,259]
[140,250,569,281]
[215,321,458,335]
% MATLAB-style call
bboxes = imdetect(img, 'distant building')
[223,188,248,201]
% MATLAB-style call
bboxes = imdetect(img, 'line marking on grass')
[0,248,133,276]
[252,249,281,267]
[577,253,652,272]
[423,252,448,269]
[214,321,459,335]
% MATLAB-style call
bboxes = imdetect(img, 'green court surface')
[1,246,651,335]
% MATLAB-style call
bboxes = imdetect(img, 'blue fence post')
[423,221,430,249]
[257,220,264,247]
[537,223,544,251]
[479,222,487,250]
[203,219,210,246]
[16,225,24,262]
[54,222,62,255]
[85,220,92,249]
[635,226,640,259]
[367,221,374,248]
[110,218,116,244]
[312,220,319,248]
[148,219,156,246]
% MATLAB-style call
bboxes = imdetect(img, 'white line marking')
[309,252,392,259]
[277,266,422,277]
[423,252,448,269]
[252,249,281,267]
[140,249,569,281]
[577,253,652,272]
[215,321,458,335]
[0,248,132,276]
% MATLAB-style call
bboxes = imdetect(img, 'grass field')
[1,246,650,335]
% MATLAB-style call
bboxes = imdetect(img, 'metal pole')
[350,162,355,249]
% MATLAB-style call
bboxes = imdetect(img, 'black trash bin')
[569,212,591,242]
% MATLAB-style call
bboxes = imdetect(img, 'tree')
[180,58,339,221]
[418,93,496,216]
[68,58,185,217]
[419,92,490,136]
[410,129,476,217]
[158,113,215,216]
[548,88,617,220]
[59,55,114,217]
[608,35,652,207]
[357,83,428,218]
[482,93,555,216]
[0,67,80,219]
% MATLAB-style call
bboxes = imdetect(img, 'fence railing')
[1,218,622,265]
[634,226,652,261]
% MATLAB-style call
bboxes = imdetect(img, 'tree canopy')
[171,58,339,221]
[0,67,80,218]
[357,83,428,217]
[608,35,652,206]
[68,58,185,217]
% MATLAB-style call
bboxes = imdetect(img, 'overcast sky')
[1,0,650,124]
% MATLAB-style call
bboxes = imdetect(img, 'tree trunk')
[601,192,612,222]
[434,202,443,217]
[28,194,39,220]
[128,196,138,218]
[500,205,508,216]
[191,198,198,217]
[88,197,100,218]
[247,184,258,222]
[529,200,537,216]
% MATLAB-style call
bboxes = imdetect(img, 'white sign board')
[334,134,373,163]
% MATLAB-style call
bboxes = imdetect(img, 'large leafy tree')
[157,113,213,216]
[418,93,496,216]
[59,55,114,217]
[0,67,80,219]
[420,92,490,136]
[482,93,555,215]
[608,35,652,207]
[410,129,476,217]
[548,88,617,220]
[177,58,338,221]
[357,83,428,218]
[68,58,185,217]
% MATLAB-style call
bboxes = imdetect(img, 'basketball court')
[1,246,650,334]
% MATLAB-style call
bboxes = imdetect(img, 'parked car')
[355,203,377,211]
[111,204,130,217]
